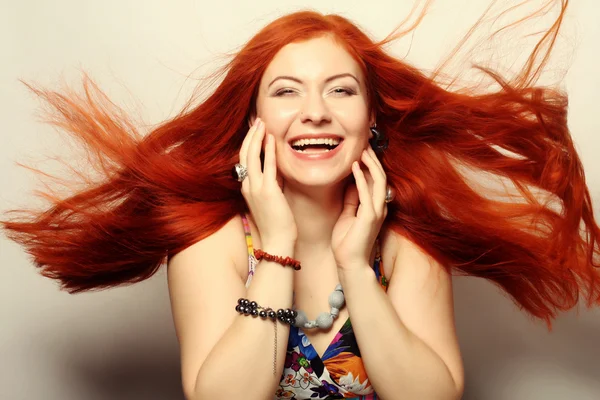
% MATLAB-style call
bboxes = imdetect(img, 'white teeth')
[291,137,340,147]
[295,148,332,153]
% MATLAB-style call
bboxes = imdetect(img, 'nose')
[299,92,331,125]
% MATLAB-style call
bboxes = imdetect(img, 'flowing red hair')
[2,0,598,329]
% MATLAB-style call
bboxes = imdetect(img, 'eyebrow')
[267,73,360,88]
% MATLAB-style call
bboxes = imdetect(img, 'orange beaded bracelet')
[254,249,301,271]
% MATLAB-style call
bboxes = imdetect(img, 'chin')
[283,168,351,189]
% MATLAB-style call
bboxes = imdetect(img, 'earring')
[369,125,388,153]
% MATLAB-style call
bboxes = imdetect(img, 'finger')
[361,150,387,209]
[362,163,375,193]
[352,161,374,216]
[239,119,258,166]
[340,183,359,218]
[247,119,266,185]
[263,134,277,184]
[367,146,386,177]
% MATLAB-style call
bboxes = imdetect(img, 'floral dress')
[241,214,389,400]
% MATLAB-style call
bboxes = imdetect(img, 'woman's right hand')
[239,118,297,248]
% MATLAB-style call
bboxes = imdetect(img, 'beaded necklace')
[293,284,345,330]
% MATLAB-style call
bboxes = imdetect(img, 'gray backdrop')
[2,0,599,399]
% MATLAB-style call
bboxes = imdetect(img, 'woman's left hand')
[332,146,388,271]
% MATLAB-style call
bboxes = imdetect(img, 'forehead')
[262,35,364,83]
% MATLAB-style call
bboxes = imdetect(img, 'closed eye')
[274,88,297,96]
[332,87,356,95]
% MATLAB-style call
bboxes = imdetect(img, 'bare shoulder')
[168,214,251,284]
[380,226,444,281]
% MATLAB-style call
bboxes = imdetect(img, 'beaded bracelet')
[235,298,296,376]
[235,298,297,325]
[254,249,301,271]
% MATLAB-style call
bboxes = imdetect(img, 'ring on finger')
[232,163,248,182]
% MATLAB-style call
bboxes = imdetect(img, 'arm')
[167,217,294,400]
[338,234,464,400]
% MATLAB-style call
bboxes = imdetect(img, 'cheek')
[257,101,298,139]
[331,107,370,139]
[330,97,370,125]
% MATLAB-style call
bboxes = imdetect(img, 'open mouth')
[290,137,342,153]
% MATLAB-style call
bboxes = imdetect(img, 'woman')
[2,2,599,399]
[168,32,465,399]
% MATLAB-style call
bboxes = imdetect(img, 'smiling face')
[254,35,374,187]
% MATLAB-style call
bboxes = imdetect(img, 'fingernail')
[257,119,263,129]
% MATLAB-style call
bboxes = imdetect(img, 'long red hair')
[2,0,598,329]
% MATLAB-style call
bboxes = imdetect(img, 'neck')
[283,179,349,253]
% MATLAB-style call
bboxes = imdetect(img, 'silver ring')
[384,186,395,203]
[232,163,248,182]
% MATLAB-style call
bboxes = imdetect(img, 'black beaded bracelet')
[235,298,297,325]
